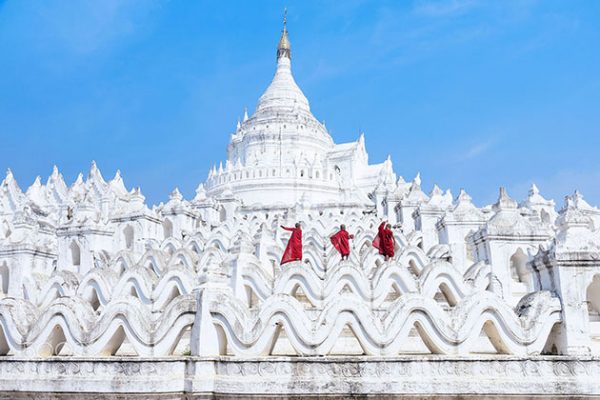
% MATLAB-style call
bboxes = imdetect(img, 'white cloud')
[1,0,160,56]
[509,169,600,207]
[461,138,495,160]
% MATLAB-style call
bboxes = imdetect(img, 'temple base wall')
[0,356,599,398]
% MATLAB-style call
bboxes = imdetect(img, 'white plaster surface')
[0,357,598,398]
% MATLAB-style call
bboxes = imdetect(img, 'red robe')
[331,230,354,257]
[281,227,302,265]
[373,222,395,257]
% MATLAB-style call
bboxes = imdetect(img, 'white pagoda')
[203,21,396,216]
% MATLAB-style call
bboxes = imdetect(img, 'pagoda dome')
[236,24,333,150]
[254,31,311,119]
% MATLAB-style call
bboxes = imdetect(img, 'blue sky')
[1,0,599,207]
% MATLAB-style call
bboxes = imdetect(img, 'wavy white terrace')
[0,23,599,364]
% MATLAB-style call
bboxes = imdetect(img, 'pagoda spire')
[277,8,291,60]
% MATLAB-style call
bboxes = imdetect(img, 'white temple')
[0,19,599,399]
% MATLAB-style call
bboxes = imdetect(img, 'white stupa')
[204,20,395,211]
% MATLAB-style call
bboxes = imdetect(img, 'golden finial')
[277,7,291,60]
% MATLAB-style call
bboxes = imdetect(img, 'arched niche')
[123,225,135,250]
[587,274,600,347]
[0,220,10,239]
[162,218,173,240]
[509,248,534,293]
[0,262,9,294]
[70,241,81,267]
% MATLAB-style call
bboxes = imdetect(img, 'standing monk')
[373,221,395,261]
[330,224,354,260]
[280,222,303,265]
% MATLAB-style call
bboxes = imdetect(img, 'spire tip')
[277,8,291,60]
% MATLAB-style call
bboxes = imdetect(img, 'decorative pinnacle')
[457,188,472,203]
[496,186,517,210]
[170,187,183,201]
[277,8,291,60]
[529,183,540,196]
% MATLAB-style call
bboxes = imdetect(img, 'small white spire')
[170,187,183,201]
[444,189,453,203]
[194,183,207,201]
[457,188,472,203]
[131,186,144,198]
[413,172,421,187]
[495,187,517,210]
[88,160,106,184]
[529,183,540,196]
[430,184,442,197]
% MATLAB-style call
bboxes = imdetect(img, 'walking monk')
[280,222,303,265]
[330,224,354,260]
[373,221,395,261]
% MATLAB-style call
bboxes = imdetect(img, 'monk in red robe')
[330,224,354,260]
[280,222,302,265]
[373,221,395,261]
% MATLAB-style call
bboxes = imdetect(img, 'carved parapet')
[202,288,560,357]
